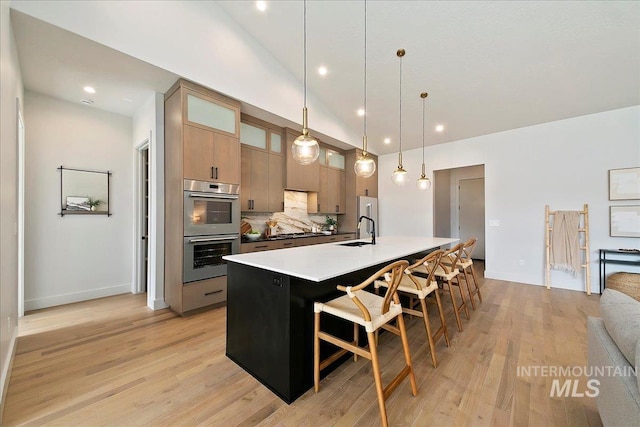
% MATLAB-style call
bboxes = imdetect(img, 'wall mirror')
[58,166,111,216]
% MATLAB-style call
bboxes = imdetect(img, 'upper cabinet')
[309,146,346,214]
[177,84,241,185]
[185,91,238,136]
[285,128,320,192]
[241,116,285,212]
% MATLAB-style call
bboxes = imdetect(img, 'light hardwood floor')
[3,269,603,426]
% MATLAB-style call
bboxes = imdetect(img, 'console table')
[599,249,640,293]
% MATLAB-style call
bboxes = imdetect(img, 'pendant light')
[417,92,432,191]
[391,48,408,186]
[354,0,376,178]
[291,0,320,165]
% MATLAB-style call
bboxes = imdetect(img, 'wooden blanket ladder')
[545,204,591,295]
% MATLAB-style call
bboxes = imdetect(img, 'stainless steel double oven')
[183,179,240,283]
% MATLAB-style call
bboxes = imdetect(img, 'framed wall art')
[609,167,640,200]
[610,205,640,238]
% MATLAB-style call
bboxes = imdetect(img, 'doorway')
[433,165,486,260]
[459,178,485,259]
[135,141,150,294]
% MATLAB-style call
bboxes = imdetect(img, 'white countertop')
[223,236,458,282]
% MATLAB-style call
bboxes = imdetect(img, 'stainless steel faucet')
[357,216,376,245]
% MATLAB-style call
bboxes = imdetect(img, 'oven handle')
[188,192,239,200]
[188,235,239,243]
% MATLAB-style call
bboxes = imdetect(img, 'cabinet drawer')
[241,242,273,253]
[183,276,227,312]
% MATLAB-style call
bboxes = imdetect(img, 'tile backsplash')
[242,191,337,235]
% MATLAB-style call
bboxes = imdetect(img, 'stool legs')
[460,268,477,310]
[468,263,483,304]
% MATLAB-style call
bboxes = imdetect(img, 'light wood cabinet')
[310,147,346,214]
[183,124,240,184]
[268,153,285,212]
[164,79,241,315]
[241,146,269,211]
[182,87,240,185]
[240,116,285,212]
[285,128,320,192]
[240,233,356,253]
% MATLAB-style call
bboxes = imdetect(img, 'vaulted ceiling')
[12,1,640,155]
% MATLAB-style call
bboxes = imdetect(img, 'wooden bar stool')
[412,243,469,332]
[313,260,418,427]
[374,249,450,368]
[442,237,482,309]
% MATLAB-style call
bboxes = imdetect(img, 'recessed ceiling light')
[318,66,328,76]
[256,1,267,12]
[83,86,96,94]
[80,99,94,105]
[357,108,365,117]
[435,124,445,132]
[384,138,391,144]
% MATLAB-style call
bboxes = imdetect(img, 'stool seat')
[314,293,402,333]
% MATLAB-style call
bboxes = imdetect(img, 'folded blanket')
[550,211,581,276]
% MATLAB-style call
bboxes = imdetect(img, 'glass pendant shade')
[291,131,319,165]
[354,154,376,178]
[391,165,408,186]
[417,175,431,191]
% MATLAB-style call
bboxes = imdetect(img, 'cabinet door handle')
[255,245,268,249]
[282,201,284,211]
[210,166,214,179]
[365,189,369,196]
[251,200,254,210]
[336,205,339,213]
[317,203,320,212]
[205,290,223,296]
[215,167,219,180]
[248,200,252,210]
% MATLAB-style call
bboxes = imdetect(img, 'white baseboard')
[24,283,131,311]
[150,298,169,310]
[0,325,18,421]
[484,270,599,293]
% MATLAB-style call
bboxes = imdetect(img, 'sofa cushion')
[601,289,640,366]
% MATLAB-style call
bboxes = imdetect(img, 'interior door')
[459,178,485,259]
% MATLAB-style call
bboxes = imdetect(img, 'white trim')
[0,326,17,420]
[17,100,25,317]
[133,138,149,295]
[151,298,169,310]
[24,284,131,311]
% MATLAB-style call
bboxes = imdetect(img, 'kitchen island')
[223,236,457,403]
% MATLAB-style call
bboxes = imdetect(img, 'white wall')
[132,92,167,310]
[379,106,640,293]
[24,92,134,310]
[0,0,24,415]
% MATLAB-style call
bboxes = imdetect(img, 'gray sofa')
[588,289,640,426]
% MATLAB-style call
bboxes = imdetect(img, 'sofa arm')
[588,317,640,426]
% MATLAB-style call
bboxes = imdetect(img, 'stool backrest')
[339,260,409,320]
[440,243,464,274]
[462,238,477,261]
[407,249,444,290]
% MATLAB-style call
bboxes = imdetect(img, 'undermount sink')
[339,241,374,247]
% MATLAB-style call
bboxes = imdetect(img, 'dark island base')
[226,259,403,403]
